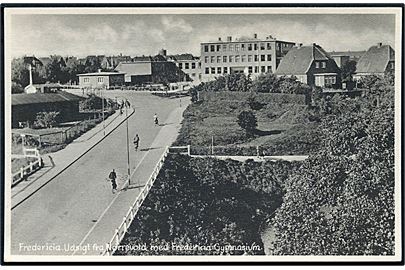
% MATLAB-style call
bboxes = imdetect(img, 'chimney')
[377,42,383,48]
[296,43,303,47]
[98,69,102,73]
[227,36,232,42]
[253,33,258,39]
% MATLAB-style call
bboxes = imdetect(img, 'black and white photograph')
[1,4,403,264]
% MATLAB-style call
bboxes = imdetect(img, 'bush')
[33,111,60,128]
[237,111,257,134]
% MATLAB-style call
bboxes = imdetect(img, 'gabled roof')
[12,91,83,106]
[115,62,152,76]
[167,53,197,61]
[77,71,125,76]
[275,44,332,75]
[355,44,395,74]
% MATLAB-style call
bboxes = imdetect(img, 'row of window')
[204,42,272,53]
[204,66,272,75]
[204,42,293,53]
[315,61,327,69]
[204,54,272,64]
[178,62,200,70]
[83,77,105,83]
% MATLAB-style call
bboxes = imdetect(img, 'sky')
[8,13,396,58]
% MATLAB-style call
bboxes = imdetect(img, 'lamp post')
[101,87,105,136]
[125,100,131,185]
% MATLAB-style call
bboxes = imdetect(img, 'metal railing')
[102,146,170,256]
[12,148,43,187]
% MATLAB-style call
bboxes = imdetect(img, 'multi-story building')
[200,34,296,82]
[166,53,201,85]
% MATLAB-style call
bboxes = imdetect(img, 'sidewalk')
[11,108,135,209]
[75,104,187,255]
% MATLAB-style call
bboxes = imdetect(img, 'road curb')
[11,108,135,210]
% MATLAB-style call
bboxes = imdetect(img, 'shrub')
[33,111,60,128]
[237,111,257,134]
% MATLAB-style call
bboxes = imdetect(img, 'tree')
[11,82,24,94]
[34,111,60,128]
[237,111,257,134]
[341,60,357,82]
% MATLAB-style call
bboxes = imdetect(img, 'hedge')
[199,91,309,105]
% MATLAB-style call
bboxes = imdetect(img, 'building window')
[229,56,233,62]
[325,76,336,85]
[229,44,234,51]
[223,56,227,63]
[179,63,183,69]
[211,56,215,63]
[267,66,272,73]
[204,45,209,52]
[211,67,215,74]
[204,56,209,63]
[217,56,221,63]
[235,55,240,62]
[235,44,240,51]
[241,55,246,62]
[205,67,209,74]
[192,62,196,69]
[254,43,258,50]
[267,43,271,50]
[248,66,253,73]
[254,66,259,73]
[260,43,265,50]
[224,67,228,74]
[248,44,252,51]
[254,55,259,62]
[217,45,221,51]
[241,44,246,51]
[84,77,90,83]
[199,62,201,68]
[97,77,104,83]
[261,55,265,61]
[222,44,227,51]
[191,73,196,77]
[315,62,320,68]
[217,67,221,74]
[267,54,272,61]
[248,55,253,62]
[210,45,215,52]
[261,66,266,73]
[321,62,326,68]
[185,63,189,69]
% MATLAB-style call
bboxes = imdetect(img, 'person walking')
[154,113,159,126]
[133,134,140,151]
[108,169,118,194]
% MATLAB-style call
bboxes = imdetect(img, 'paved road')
[10,92,187,256]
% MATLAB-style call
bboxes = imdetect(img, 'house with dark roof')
[353,43,395,80]
[275,43,341,88]
[12,91,84,128]
[77,70,125,89]
[328,51,366,68]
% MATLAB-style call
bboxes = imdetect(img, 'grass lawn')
[11,157,38,173]
[175,93,321,155]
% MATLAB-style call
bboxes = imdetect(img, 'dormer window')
[315,62,320,68]
[321,62,326,68]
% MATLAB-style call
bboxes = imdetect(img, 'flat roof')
[77,72,125,76]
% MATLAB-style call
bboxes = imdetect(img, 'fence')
[11,148,43,187]
[168,145,190,155]
[103,146,170,256]
[12,110,116,148]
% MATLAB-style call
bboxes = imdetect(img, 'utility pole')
[211,135,214,155]
[101,88,105,136]
[125,100,131,185]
